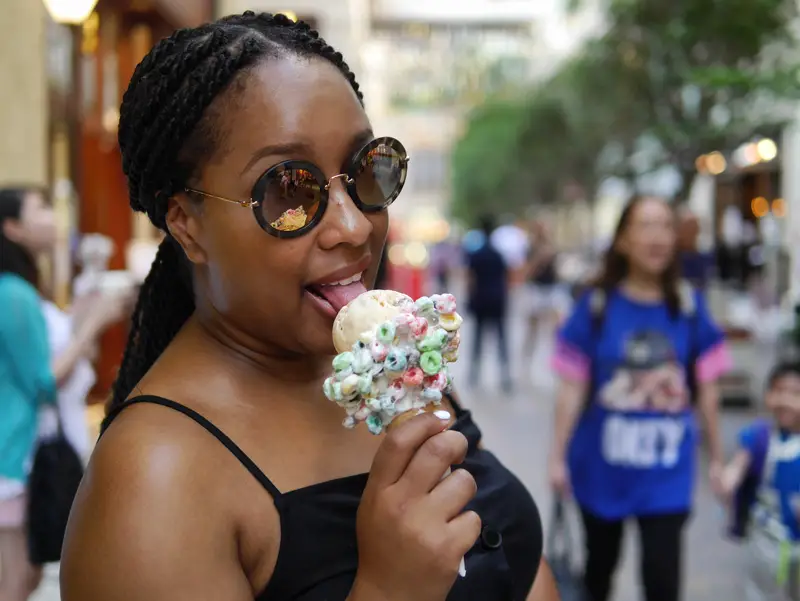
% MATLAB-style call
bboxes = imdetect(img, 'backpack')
[585,280,700,406]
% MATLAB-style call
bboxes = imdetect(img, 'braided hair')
[109,11,364,414]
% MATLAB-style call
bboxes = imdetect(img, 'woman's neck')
[620,272,663,302]
[185,315,331,386]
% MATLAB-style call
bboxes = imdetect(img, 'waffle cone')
[385,405,440,432]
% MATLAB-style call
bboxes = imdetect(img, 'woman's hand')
[351,413,481,601]
[84,290,135,333]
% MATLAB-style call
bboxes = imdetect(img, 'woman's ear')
[166,194,207,266]
[2,218,24,244]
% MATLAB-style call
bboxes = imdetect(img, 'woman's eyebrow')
[241,129,375,175]
[240,141,315,175]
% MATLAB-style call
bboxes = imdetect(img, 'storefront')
[45,0,213,397]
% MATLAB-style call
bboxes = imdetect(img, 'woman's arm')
[53,293,132,384]
[720,448,752,500]
[697,380,724,467]
[551,379,587,463]
[527,558,560,601]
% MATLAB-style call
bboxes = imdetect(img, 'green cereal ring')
[415,296,435,314]
[420,350,443,375]
[377,321,396,344]
[333,352,354,372]
[323,377,336,401]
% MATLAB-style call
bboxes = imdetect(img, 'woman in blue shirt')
[549,196,731,601]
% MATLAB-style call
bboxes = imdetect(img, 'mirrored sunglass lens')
[259,167,321,232]
[356,144,405,207]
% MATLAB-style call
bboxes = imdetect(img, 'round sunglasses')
[185,137,409,238]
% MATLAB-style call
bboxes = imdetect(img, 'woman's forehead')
[215,56,369,170]
[631,198,672,221]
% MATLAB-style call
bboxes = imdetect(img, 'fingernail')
[434,410,451,422]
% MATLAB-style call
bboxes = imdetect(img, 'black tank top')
[104,395,543,600]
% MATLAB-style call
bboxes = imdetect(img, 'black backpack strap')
[676,279,700,403]
[102,395,282,499]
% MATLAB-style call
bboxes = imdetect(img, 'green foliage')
[452,0,800,223]
[450,100,532,223]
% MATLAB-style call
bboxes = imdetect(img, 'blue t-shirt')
[742,424,800,542]
[554,288,728,519]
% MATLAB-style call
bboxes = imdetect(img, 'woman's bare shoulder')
[60,403,277,601]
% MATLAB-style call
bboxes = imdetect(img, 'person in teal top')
[0,188,131,601]
[0,187,57,601]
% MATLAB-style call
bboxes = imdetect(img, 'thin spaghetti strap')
[102,395,282,499]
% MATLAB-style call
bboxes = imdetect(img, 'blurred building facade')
[0,0,49,187]
[0,0,214,395]
[216,0,602,260]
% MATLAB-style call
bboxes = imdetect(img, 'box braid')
[107,11,364,418]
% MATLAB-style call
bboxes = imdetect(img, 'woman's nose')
[317,179,373,249]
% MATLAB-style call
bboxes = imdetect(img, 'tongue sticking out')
[314,281,368,313]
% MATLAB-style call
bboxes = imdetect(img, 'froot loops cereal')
[324,291,462,435]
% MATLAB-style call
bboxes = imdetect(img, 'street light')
[42,0,99,25]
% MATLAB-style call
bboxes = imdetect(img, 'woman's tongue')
[314,281,367,313]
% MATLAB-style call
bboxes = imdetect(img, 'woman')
[522,221,567,364]
[62,12,557,601]
[0,188,129,600]
[0,188,58,601]
[548,196,730,601]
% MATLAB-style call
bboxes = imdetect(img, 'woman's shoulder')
[62,401,279,600]
[0,272,38,302]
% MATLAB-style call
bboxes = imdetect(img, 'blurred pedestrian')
[548,196,731,601]
[429,236,461,293]
[466,215,512,391]
[677,207,713,290]
[523,220,569,363]
[491,218,530,284]
[61,12,558,601]
[0,189,130,600]
[0,188,58,601]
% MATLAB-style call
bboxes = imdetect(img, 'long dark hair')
[0,188,39,287]
[107,12,365,414]
[593,196,681,316]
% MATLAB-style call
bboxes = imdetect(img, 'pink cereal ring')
[410,317,429,338]
[394,311,415,330]
[370,340,388,362]
[433,294,457,314]
[402,366,425,388]
[425,372,448,391]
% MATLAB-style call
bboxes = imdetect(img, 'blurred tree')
[589,0,800,199]
[450,99,531,223]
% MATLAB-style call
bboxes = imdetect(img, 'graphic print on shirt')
[598,330,688,469]
[752,433,800,542]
